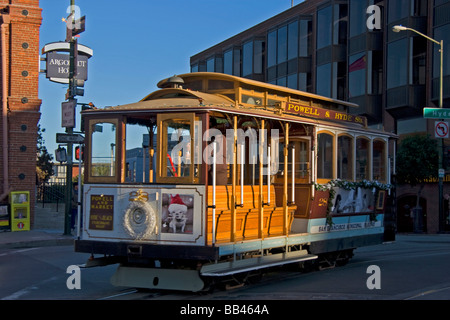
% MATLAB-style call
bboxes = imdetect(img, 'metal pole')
[77,145,81,238]
[439,40,444,232]
[64,0,76,235]
[212,142,216,245]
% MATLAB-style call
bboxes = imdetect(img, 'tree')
[36,125,54,183]
[396,134,439,231]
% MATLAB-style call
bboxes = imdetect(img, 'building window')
[277,25,287,65]
[387,38,408,89]
[317,63,332,97]
[317,6,332,49]
[207,57,215,72]
[299,72,311,91]
[243,41,253,77]
[299,19,311,57]
[224,49,232,75]
[349,0,366,38]
[268,30,277,68]
[233,47,241,77]
[349,52,366,97]
[288,20,298,60]
[434,23,450,78]
[333,4,348,46]
[388,0,410,23]
[254,40,264,74]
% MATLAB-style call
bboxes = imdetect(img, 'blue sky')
[39,0,299,156]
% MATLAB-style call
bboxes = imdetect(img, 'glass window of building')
[317,6,332,49]
[254,40,264,74]
[287,73,298,90]
[288,20,298,61]
[356,137,370,181]
[268,30,277,68]
[191,64,198,73]
[317,63,332,97]
[333,4,348,46]
[387,39,408,89]
[207,57,215,72]
[411,37,426,85]
[388,0,411,23]
[349,0,366,38]
[233,47,241,77]
[372,140,386,182]
[349,52,366,97]
[388,0,410,23]
[338,135,353,180]
[224,49,232,75]
[434,24,450,79]
[299,19,311,57]
[277,25,288,64]
[317,132,334,180]
[243,41,253,77]
[299,73,311,91]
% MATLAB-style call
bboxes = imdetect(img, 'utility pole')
[64,0,85,235]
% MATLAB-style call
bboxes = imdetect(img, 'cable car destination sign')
[284,102,367,126]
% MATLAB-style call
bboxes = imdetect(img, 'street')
[1,234,450,301]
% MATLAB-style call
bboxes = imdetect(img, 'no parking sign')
[435,121,449,138]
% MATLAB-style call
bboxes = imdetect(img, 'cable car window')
[317,132,334,180]
[157,113,196,183]
[90,122,117,177]
[338,135,353,180]
[356,137,370,181]
[373,140,386,182]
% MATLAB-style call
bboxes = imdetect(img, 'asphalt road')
[1,234,450,302]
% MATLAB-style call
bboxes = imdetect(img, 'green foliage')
[36,125,54,183]
[396,135,439,187]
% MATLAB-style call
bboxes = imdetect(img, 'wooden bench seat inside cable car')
[207,185,297,243]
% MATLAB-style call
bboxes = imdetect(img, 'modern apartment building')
[190,0,450,233]
[191,0,449,133]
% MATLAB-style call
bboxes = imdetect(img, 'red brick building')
[0,0,42,226]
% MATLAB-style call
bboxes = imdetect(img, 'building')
[0,0,42,227]
[190,0,450,233]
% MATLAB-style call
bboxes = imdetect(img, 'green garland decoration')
[314,179,393,226]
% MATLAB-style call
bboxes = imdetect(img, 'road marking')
[405,286,450,300]
[0,248,38,257]
[97,289,139,300]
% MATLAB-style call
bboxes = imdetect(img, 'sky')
[39,0,301,157]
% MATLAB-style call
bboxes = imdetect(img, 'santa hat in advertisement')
[168,194,187,213]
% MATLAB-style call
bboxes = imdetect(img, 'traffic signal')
[66,79,85,99]
[75,145,84,161]
[72,79,85,96]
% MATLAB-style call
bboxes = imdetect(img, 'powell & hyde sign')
[284,102,367,126]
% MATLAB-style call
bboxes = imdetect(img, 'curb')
[0,237,75,249]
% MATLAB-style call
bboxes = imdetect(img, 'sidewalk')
[0,203,74,249]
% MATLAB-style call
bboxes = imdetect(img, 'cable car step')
[200,250,317,277]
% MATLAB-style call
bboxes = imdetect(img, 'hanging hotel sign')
[41,42,93,84]
[285,102,367,126]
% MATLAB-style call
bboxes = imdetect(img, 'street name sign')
[423,108,450,119]
[56,133,85,144]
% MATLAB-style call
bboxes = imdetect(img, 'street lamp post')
[393,25,445,232]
